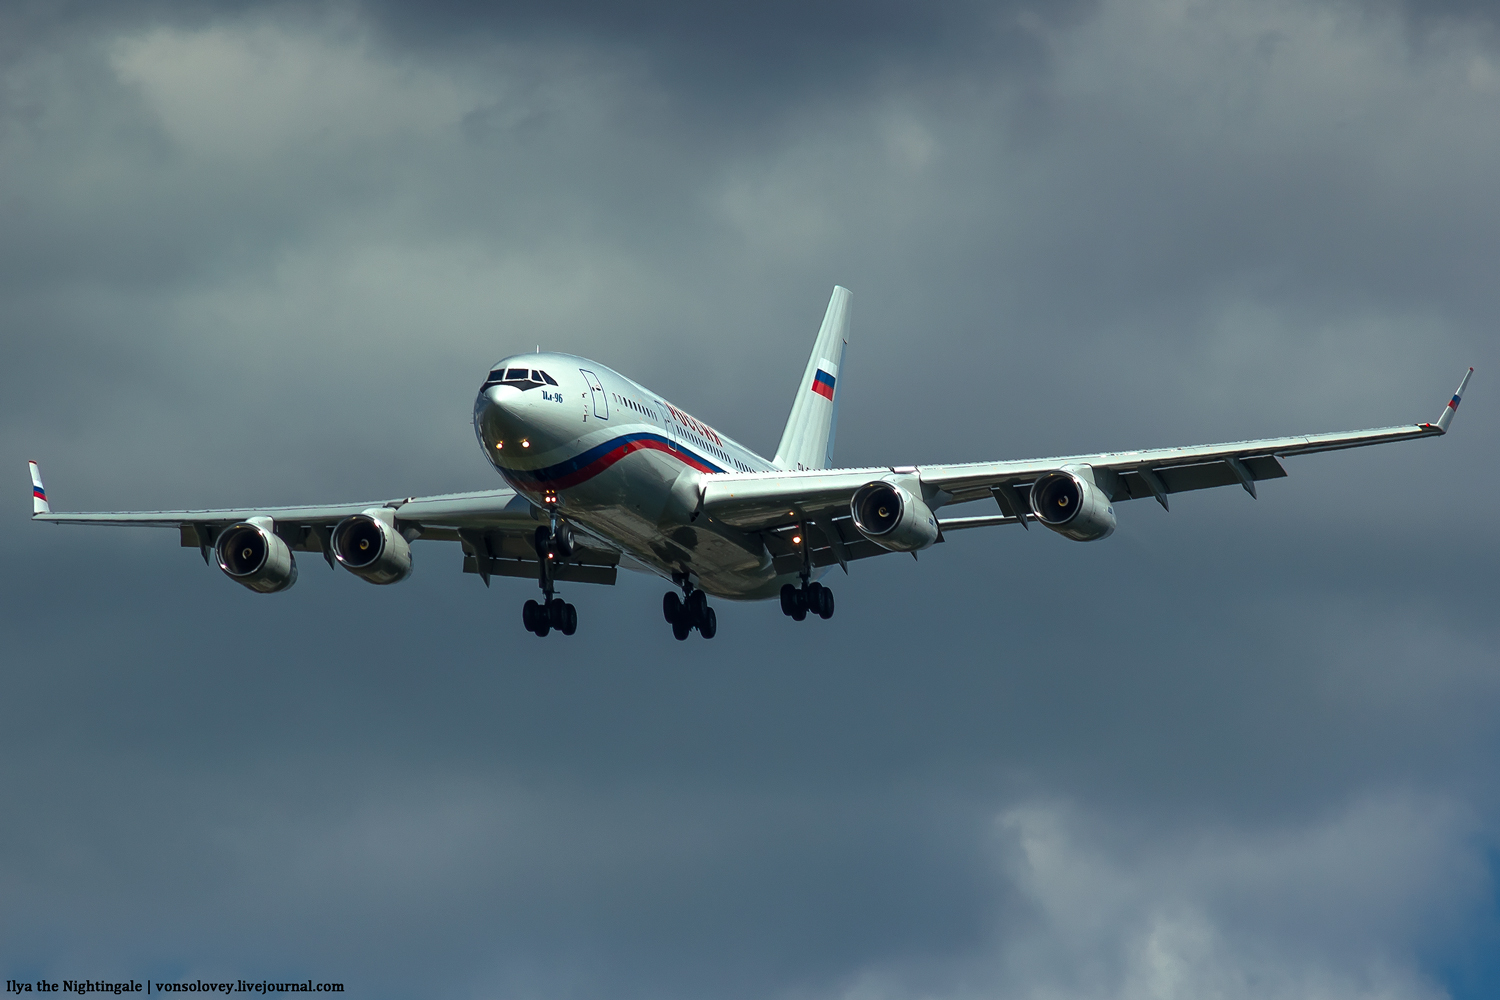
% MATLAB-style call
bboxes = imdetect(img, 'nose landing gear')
[663,586,717,640]
[523,517,577,637]
[781,581,834,621]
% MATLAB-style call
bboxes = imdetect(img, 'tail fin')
[773,286,851,471]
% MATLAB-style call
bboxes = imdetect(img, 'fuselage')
[472,353,809,599]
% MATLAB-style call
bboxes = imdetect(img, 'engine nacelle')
[1029,470,1117,541]
[331,512,413,585]
[850,481,940,552]
[215,520,298,593]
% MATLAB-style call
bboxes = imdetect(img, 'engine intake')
[215,521,298,593]
[850,481,939,552]
[1029,470,1116,541]
[331,513,413,585]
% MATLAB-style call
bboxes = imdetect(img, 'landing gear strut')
[781,581,834,621]
[663,582,717,640]
[781,522,834,622]
[523,517,578,637]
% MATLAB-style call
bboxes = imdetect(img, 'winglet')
[29,461,50,515]
[1435,367,1474,433]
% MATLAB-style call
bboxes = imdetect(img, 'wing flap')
[1115,455,1288,500]
[463,556,618,586]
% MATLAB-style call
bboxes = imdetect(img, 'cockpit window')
[481,366,557,391]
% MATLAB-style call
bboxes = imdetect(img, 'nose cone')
[474,385,524,455]
[474,382,564,471]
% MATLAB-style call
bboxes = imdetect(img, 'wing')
[700,370,1473,570]
[28,477,623,587]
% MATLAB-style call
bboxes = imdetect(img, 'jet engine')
[331,512,413,584]
[1028,470,1117,541]
[215,521,298,593]
[850,481,940,552]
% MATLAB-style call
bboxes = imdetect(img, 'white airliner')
[30,287,1472,639]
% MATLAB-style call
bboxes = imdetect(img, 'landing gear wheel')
[548,597,569,628]
[699,607,717,639]
[686,589,709,627]
[780,583,798,616]
[663,591,683,624]
[817,587,835,619]
[790,588,808,622]
[561,603,578,636]
[522,599,542,633]
[672,619,692,641]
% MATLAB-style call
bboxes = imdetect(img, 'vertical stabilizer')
[774,286,851,471]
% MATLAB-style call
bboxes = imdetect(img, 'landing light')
[522,440,530,448]
[496,441,503,450]
[791,535,802,545]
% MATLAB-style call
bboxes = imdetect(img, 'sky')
[2,1,1498,997]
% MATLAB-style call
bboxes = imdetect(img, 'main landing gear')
[663,586,717,641]
[523,596,577,636]
[781,581,834,621]
[524,519,577,637]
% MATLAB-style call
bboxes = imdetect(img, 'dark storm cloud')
[2,1,1499,998]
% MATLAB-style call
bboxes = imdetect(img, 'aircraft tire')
[548,597,568,628]
[523,599,541,632]
[672,619,692,641]
[780,584,798,616]
[818,588,834,619]
[699,607,717,639]
[562,603,578,636]
[663,591,682,624]
[686,590,708,627]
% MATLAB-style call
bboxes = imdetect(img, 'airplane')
[30,286,1473,640]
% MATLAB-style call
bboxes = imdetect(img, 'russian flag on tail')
[811,359,837,400]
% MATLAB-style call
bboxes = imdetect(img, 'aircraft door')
[579,369,608,419]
